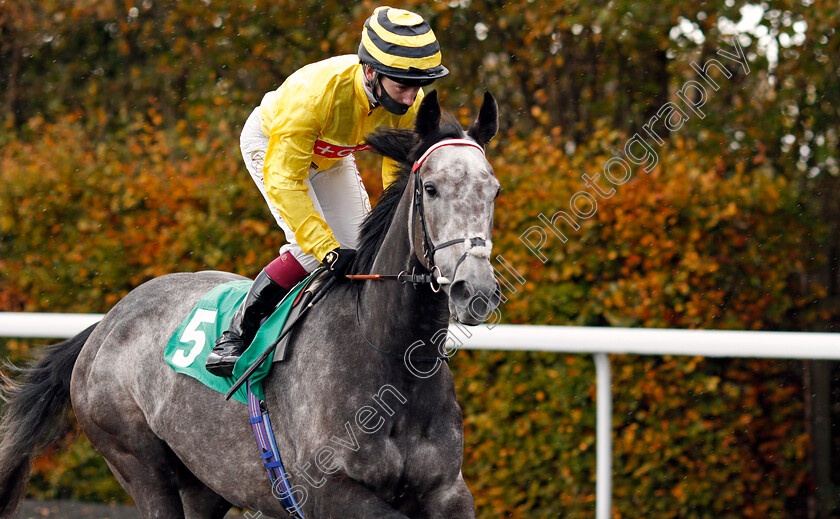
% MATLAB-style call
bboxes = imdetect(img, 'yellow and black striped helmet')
[358,6,449,86]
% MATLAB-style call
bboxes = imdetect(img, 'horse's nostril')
[449,280,474,303]
[490,282,503,306]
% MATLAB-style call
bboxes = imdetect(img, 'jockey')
[206,6,449,377]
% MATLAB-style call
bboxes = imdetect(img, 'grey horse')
[0,90,500,519]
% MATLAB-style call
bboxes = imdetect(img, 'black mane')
[350,112,465,275]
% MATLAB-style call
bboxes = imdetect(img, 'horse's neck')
[358,185,449,350]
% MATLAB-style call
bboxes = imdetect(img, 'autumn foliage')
[1,0,838,517]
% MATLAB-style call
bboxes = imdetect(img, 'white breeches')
[239,107,372,273]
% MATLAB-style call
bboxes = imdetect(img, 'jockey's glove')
[322,247,357,280]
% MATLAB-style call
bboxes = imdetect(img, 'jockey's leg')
[307,155,371,249]
[206,110,317,377]
[210,117,368,378]
[205,252,307,377]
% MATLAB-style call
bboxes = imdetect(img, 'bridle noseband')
[411,138,492,291]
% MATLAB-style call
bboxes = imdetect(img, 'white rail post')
[594,353,612,519]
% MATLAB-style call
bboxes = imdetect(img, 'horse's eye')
[424,183,438,198]
[495,187,502,199]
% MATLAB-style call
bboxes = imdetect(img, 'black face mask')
[371,73,411,116]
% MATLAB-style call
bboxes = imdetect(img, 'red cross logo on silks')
[313,139,372,159]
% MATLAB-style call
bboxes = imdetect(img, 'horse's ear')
[415,90,441,137]
[468,92,498,147]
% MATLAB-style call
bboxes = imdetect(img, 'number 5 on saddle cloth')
[164,271,328,402]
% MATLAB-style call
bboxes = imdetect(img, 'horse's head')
[410,91,501,325]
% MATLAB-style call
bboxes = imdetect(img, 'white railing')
[1,312,838,519]
[0,312,103,338]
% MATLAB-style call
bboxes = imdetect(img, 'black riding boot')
[205,270,288,377]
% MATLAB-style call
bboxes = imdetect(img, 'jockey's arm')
[263,89,341,263]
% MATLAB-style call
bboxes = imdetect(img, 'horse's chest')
[344,407,463,497]
[295,365,465,494]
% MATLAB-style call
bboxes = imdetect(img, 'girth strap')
[247,381,305,518]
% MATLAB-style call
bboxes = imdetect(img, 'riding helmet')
[358,6,449,87]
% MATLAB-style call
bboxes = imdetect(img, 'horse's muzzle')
[449,278,501,325]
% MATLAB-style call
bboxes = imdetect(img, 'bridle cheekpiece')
[411,138,492,291]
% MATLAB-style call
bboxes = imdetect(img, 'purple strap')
[247,381,305,518]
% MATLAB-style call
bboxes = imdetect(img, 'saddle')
[271,268,332,363]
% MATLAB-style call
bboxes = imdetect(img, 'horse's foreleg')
[174,459,232,519]
[304,475,410,519]
[421,472,476,519]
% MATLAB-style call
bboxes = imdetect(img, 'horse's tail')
[0,323,97,518]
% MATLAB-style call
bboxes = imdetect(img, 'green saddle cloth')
[164,274,313,404]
